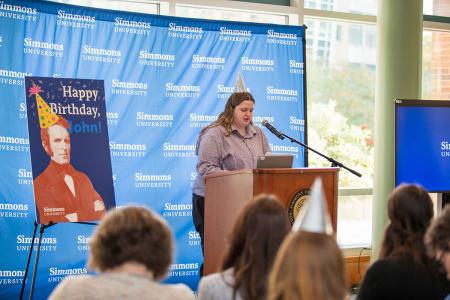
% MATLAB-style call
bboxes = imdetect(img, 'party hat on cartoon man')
[292,177,334,235]
[29,83,59,129]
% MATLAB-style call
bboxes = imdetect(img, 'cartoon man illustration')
[31,85,105,223]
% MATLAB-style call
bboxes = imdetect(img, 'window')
[48,0,160,14]
[424,0,450,17]
[305,0,377,16]
[175,5,289,25]
[422,30,450,100]
[305,17,375,247]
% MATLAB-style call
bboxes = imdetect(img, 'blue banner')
[0,0,306,298]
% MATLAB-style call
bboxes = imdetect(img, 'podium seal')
[288,188,310,225]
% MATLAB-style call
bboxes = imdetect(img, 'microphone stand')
[281,132,362,177]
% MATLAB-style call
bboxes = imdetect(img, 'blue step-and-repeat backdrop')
[0,0,306,298]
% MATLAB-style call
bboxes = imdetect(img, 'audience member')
[49,206,194,300]
[268,231,347,300]
[358,184,450,300]
[425,205,450,280]
[198,194,290,300]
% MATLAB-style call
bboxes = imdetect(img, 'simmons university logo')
[134,173,172,188]
[82,45,121,64]
[111,79,147,96]
[266,86,298,102]
[107,111,119,126]
[23,38,64,58]
[288,188,310,225]
[163,142,195,158]
[77,235,91,251]
[441,141,450,157]
[162,202,192,217]
[168,23,203,40]
[253,116,274,127]
[0,135,29,152]
[114,17,151,35]
[0,1,37,22]
[0,270,25,285]
[191,55,225,71]
[16,235,57,252]
[241,57,274,72]
[0,202,29,218]
[48,267,87,283]
[289,116,305,132]
[19,102,27,119]
[0,69,31,86]
[169,263,199,277]
[219,27,252,43]
[57,10,95,29]
[188,230,201,246]
[17,168,32,185]
[267,29,297,46]
[136,112,173,128]
[289,59,304,74]
[165,83,200,99]
[216,85,252,100]
[189,113,217,128]
[139,51,175,68]
[110,141,146,158]
[270,143,299,157]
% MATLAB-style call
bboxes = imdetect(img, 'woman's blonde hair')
[268,231,347,300]
[200,92,254,137]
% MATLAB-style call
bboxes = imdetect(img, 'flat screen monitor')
[395,99,450,192]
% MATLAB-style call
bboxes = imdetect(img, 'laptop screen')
[256,154,294,169]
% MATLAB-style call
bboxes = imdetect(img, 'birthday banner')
[0,0,306,298]
[25,77,115,224]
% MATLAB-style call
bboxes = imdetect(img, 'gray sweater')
[49,272,195,300]
[198,268,243,300]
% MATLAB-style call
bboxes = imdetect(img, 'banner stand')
[19,221,97,300]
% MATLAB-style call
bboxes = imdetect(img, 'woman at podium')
[191,91,271,268]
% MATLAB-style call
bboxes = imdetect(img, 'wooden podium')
[203,167,339,275]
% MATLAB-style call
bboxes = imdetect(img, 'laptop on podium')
[256,154,294,169]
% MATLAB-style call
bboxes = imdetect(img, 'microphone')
[261,120,284,140]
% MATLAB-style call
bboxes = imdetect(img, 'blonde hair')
[268,231,347,300]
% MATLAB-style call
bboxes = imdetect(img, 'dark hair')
[88,206,173,279]
[425,205,450,258]
[200,92,254,137]
[268,231,347,300]
[40,116,70,156]
[380,184,434,270]
[220,194,290,300]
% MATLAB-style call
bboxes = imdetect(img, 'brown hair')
[220,194,290,300]
[88,206,173,279]
[268,231,347,300]
[40,116,70,156]
[425,205,450,258]
[200,92,254,137]
[380,184,434,270]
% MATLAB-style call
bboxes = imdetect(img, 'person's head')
[41,117,71,165]
[380,184,434,267]
[201,92,255,136]
[425,205,450,279]
[88,206,173,279]
[268,231,346,300]
[221,193,290,300]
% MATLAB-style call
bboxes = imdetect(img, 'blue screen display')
[396,100,450,192]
